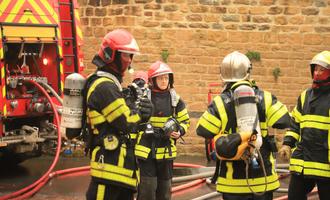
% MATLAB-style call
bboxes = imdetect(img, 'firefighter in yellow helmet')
[278,51,330,200]
[83,29,153,200]
[196,51,290,200]
[135,61,190,200]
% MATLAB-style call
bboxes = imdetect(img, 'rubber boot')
[137,176,157,200]
[156,179,172,200]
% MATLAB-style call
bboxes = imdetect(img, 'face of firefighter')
[156,74,169,90]
[120,52,133,73]
[314,65,330,80]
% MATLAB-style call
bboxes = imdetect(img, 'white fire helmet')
[220,51,252,82]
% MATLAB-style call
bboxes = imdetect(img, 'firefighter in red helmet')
[196,51,290,200]
[279,51,330,200]
[135,61,190,200]
[133,70,148,87]
[84,29,153,200]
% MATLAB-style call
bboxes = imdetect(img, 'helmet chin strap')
[312,76,330,88]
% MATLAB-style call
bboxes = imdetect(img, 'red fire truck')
[0,0,84,164]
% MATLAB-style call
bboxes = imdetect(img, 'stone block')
[210,6,227,13]
[302,7,320,15]
[190,5,209,13]
[239,24,257,30]
[144,4,161,10]
[186,14,203,21]
[284,7,300,15]
[164,4,178,12]
[222,15,240,22]
[95,8,106,16]
[268,6,284,15]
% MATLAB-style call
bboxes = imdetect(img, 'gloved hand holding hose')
[138,97,153,122]
[278,144,292,161]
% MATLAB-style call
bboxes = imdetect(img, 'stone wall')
[77,0,330,155]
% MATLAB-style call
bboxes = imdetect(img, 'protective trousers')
[222,191,273,200]
[137,158,173,200]
[86,179,134,200]
[288,173,330,200]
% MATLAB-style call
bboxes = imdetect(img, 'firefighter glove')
[139,97,153,122]
[278,144,292,161]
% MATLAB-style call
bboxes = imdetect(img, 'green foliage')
[161,49,169,63]
[272,67,281,81]
[245,51,261,61]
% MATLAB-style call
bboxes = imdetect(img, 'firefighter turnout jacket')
[283,87,330,179]
[196,81,290,194]
[85,71,141,190]
[135,91,190,160]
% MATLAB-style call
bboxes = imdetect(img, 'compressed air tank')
[60,73,86,139]
[233,84,262,149]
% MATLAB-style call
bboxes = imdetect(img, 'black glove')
[139,97,153,122]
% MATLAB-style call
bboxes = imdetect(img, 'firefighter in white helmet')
[83,29,153,200]
[196,51,290,200]
[135,61,190,200]
[279,51,330,200]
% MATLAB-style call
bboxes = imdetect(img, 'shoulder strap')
[170,88,179,117]
[96,71,122,91]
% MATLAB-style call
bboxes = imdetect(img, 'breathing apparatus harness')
[81,71,133,156]
[213,81,268,195]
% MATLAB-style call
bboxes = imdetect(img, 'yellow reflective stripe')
[304,168,330,178]
[268,101,282,117]
[214,96,227,132]
[177,113,189,122]
[118,144,126,167]
[102,98,140,123]
[177,109,188,118]
[260,122,268,137]
[300,121,330,130]
[180,123,188,132]
[289,158,304,173]
[96,184,105,200]
[102,98,125,115]
[91,161,134,177]
[285,130,300,140]
[91,146,100,161]
[87,77,113,99]
[304,161,330,171]
[88,110,106,125]
[268,105,288,127]
[135,145,150,159]
[217,174,279,193]
[329,129,330,163]
[155,141,177,159]
[130,133,137,139]
[300,90,307,109]
[260,122,267,129]
[264,91,272,118]
[226,162,233,179]
[150,117,168,128]
[301,114,330,123]
[91,168,137,187]
[155,151,177,159]
[290,159,330,177]
[150,117,167,122]
[197,111,221,135]
[291,106,302,122]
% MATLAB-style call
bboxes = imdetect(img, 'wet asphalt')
[0,155,319,200]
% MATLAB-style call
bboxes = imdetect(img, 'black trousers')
[222,192,273,200]
[288,173,330,200]
[137,158,173,200]
[86,179,134,200]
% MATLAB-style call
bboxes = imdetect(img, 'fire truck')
[0,0,84,164]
